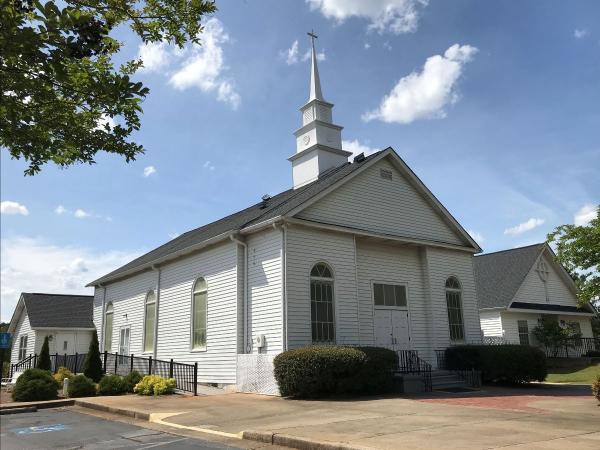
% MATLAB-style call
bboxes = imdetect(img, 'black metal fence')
[395,350,432,392]
[542,337,600,358]
[10,352,198,395]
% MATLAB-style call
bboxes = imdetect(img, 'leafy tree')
[38,335,52,371]
[533,317,582,357]
[83,330,103,382]
[1,0,217,175]
[547,205,600,307]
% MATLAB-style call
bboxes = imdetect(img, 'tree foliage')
[38,335,51,370]
[83,329,103,382]
[547,205,600,307]
[1,0,216,175]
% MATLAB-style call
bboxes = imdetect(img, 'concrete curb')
[74,400,150,420]
[0,406,38,415]
[0,399,74,412]
[242,430,370,450]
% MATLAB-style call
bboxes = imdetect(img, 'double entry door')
[374,309,410,349]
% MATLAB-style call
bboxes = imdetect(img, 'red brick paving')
[420,395,558,413]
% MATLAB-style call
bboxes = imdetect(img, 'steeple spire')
[307,30,324,102]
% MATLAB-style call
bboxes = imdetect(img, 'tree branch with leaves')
[1,0,216,175]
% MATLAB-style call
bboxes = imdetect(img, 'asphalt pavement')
[0,408,241,449]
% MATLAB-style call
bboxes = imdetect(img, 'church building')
[89,35,483,393]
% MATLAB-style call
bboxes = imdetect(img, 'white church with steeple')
[87,34,483,394]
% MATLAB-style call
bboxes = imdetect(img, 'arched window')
[143,291,156,353]
[445,277,464,341]
[104,302,113,352]
[310,263,335,343]
[192,278,207,350]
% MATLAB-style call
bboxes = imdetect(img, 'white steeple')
[289,31,351,189]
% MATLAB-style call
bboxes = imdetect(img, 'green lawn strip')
[545,364,600,383]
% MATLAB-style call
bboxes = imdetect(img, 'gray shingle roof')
[89,150,385,286]
[23,293,94,329]
[474,243,544,309]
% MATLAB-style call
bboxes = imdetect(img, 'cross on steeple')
[307,30,318,44]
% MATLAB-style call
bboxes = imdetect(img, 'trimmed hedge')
[592,374,600,404]
[98,374,128,395]
[273,346,398,398]
[12,368,59,402]
[445,345,547,384]
[68,375,97,397]
[134,375,176,395]
[124,370,143,393]
[53,367,73,385]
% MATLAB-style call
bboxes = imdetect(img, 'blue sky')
[1,0,599,321]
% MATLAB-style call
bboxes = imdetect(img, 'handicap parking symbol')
[13,424,68,434]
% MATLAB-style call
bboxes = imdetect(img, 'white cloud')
[95,114,115,131]
[203,161,215,171]
[168,18,241,110]
[342,139,379,158]
[74,209,91,219]
[574,28,588,39]
[302,49,326,62]
[504,218,545,236]
[283,40,299,65]
[54,205,67,215]
[138,41,171,72]
[364,42,371,49]
[574,203,597,226]
[1,201,29,216]
[467,229,485,244]
[307,0,428,34]
[383,41,393,51]
[0,236,143,321]
[168,232,181,239]
[363,44,477,124]
[143,166,157,177]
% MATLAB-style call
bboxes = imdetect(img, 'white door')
[391,310,410,349]
[119,327,130,356]
[374,310,393,347]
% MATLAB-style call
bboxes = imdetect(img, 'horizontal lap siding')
[501,312,539,344]
[157,241,237,384]
[297,160,464,246]
[513,254,578,307]
[247,229,283,354]
[286,227,358,348]
[356,242,428,351]
[93,288,103,342]
[427,248,481,356]
[10,311,35,363]
[479,310,503,337]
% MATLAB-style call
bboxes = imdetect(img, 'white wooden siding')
[286,226,358,348]
[247,228,283,354]
[10,309,35,363]
[297,159,464,246]
[513,253,578,307]
[479,310,503,337]
[93,287,104,344]
[356,241,429,353]
[34,330,93,355]
[502,311,594,343]
[425,248,482,357]
[157,241,238,384]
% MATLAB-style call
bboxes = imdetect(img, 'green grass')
[546,364,600,383]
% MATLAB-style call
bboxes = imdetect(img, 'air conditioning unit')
[254,334,266,349]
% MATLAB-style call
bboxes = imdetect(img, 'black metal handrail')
[396,350,432,392]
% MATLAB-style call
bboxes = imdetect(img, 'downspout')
[152,265,161,361]
[99,284,106,351]
[230,234,249,353]
[275,223,288,351]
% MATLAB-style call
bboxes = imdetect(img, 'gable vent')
[379,168,393,180]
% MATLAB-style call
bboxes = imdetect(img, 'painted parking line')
[12,424,69,435]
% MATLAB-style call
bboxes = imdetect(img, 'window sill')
[190,347,207,353]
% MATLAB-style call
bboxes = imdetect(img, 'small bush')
[273,346,398,398]
[123,371,143,393]
[53,367,74,385]
[37,336,51,371]
[68,375,97,398]
[134,375,176,396]
[584,350,600,357]
[83,330,103,382]
[445,345,547,384]
[592,374,600,404]
[98,374,128,396]
[12,368,59,402]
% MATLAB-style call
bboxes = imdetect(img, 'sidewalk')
[74,384,600,450]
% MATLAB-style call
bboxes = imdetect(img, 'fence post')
[54,353,58,370]
[114,352,118,374]
[74,353,78,374]
[148,356,153,375]
[193,362,198,396]
[103,351,108,374]
[33,354,37,369]
[169,359,173,378]
[64,353,67,372]
[130,354,134,373]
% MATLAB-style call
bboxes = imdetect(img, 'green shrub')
[98,374,128,395]
[592,374,600,404]
[584,350,600,357]
[67,375,96,398]
[37,336,51,371]
[273,346,398,398]
[12,368,59,402]
[123,370,143,393]
[445,345,547,384]
[53,367,74,385]
[83,330,103,382]
[134,375,176,396]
